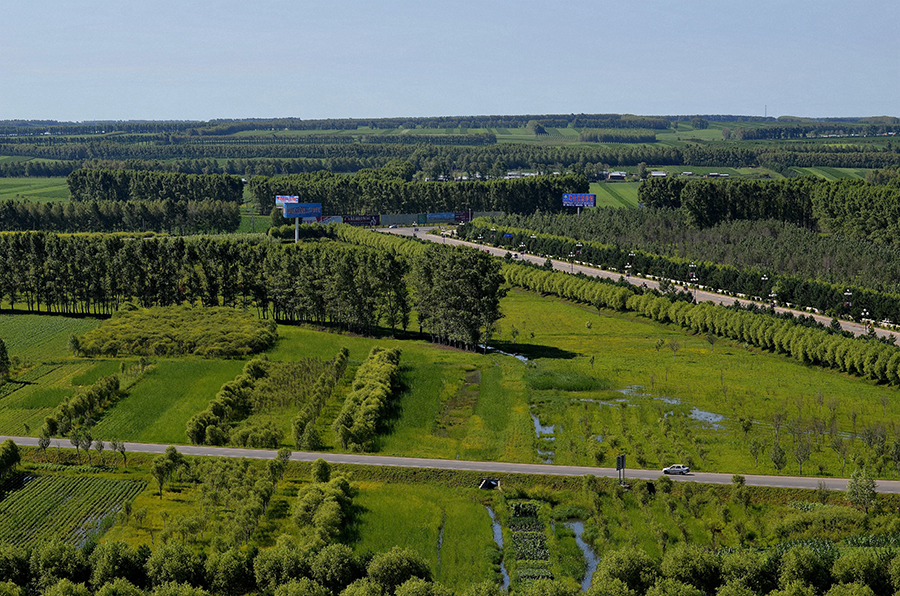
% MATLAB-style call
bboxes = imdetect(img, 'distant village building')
[649,170,667,177]
[607,171,628,181]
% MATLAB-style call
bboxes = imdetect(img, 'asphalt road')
[3,435,895,494]
[385,226,900,343]
[6,230,891,497]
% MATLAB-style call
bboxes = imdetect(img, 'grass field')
[589,182,640,208]
[4,282,900,479]
[352,482,497,590]
[494,288,900,477]
[91,359,246,444]
[0,177,70,202]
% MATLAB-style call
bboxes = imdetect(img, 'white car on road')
[662,464,690,475]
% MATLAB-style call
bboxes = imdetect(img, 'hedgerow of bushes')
[502,261,900,385]
[332,347,402,452]
[186,349,349,449]
[293,348,350,450]
[72,306,278,359]
[42,375,121,438]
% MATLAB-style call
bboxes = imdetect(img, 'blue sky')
[2,0,898,121]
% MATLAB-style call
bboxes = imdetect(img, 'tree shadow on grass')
[495,343,579,360]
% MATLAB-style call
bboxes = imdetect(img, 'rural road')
[383,226,900,343]
[3,435,896,494]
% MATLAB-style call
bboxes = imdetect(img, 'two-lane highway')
[3,435,895,494]
[384,226,900,343]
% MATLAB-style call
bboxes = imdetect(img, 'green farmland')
[1,112,900,596]
[3,284,898,479]
[0,176,70,202]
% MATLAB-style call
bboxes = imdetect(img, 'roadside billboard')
[275,195,299,208]
[562,193,596,207]
[427,212,455,223]
[283,202,322,219]
[343,214,381,227]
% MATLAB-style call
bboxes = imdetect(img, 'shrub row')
[0,440,20,482]
[292,348,350,450]
[42,376,120,438]
[72,306,278,359]
[185,362,258,446]
[502,262,900,385]
[331,347,402,452]
[463,218,900,324]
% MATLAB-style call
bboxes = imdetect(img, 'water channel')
[485,506,510,590]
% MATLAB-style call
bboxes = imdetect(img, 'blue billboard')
[562,193,596,207]
[283,202,322,219]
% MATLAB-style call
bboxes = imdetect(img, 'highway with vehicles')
[383,226,900,343]
[1,435,893,493]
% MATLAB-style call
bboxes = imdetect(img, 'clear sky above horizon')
[2,0,898,122]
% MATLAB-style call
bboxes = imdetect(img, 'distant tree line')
[0,160,80,177]
[0,229,504,352]
[3,141,899,177]
[67,169,244,204]
[0,199,240,234]
[639,176,900,244]
[734,122,900,140]
[462,218,900,324]
[0,113,677,136]
[579,129,659,143]
[249,169,588,215]
[486,205,900,295]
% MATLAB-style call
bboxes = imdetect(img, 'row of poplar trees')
[0,228,505,351]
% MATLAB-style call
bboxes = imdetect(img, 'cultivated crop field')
[0,176,70,202]
[0,473,145,548]
[0,314,100,361]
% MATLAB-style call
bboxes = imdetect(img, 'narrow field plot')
[0,315,101,361]
[92,359,245,443]
[0,474,145,548]
[590,181,640,208]
[0,361,100,435]
[0,177,70,201]
[352,482,496,591]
